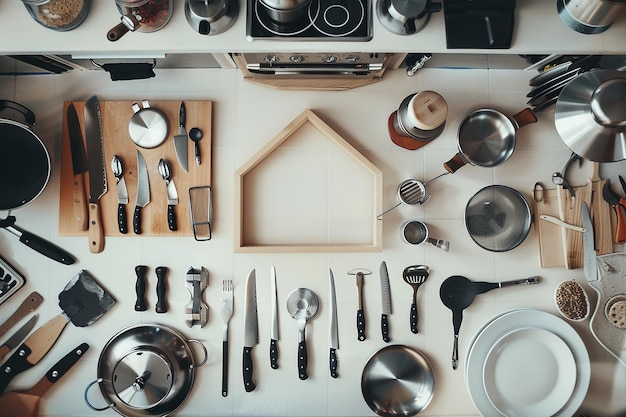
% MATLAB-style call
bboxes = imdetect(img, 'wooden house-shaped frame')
[235,109,383,253]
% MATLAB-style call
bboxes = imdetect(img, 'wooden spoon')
[0,342,88,417]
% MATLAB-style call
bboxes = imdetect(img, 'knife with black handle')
[66,103,88,231]
[134,150,150,235]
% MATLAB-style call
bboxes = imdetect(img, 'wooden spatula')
[0,342,88,417]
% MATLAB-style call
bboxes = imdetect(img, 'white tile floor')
[1,66,626,416]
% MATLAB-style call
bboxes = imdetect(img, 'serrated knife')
[380,261,392,343]
[134,150,150,234]
[243,269,258,392]
[329,268,339,378]
[270,266,279,369]
[582,202,598,282]
[66,103,88,231]
[84,95,107,253]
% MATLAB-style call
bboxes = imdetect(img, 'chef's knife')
[84,95,107,253]
[582,202,598,282]
[173,101,188,173]
[0,314,38,362]
[0,291,43,339]
[134,150,150,234]
[243,269,258,392]
[379,261,392,343]
[270,265,279,369]
[329,268,339,378]
[66,103,88,231]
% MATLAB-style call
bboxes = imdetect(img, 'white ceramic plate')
[482,327,577,417]
[465,309,590,417]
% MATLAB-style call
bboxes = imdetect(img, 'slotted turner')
[403,265,430,334]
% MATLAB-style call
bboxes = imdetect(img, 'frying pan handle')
[84,378,114,411]
[511,108,538,129]
[0,100,35,125]
[443,153,468,174]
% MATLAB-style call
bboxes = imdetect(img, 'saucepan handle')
[84,378,114,411]
[443,153,468,174]
[188,339,208,368]
[511,108,537,129]
[0,100,36,125]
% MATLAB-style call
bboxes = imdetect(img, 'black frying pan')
[0,100,75,265]
[439,275,540,370]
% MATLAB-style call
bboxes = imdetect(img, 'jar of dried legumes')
[114,0,173,32]
[22,0,90,31]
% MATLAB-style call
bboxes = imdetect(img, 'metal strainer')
[464,185,531,252]
[377,179,429,219]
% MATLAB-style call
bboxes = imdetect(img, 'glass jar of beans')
[22,0,90,31]
[114,0,173,32]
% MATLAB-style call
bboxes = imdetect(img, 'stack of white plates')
[465,309,590,417]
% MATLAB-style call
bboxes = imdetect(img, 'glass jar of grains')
[22,0,90,31]
[114,0,173,32]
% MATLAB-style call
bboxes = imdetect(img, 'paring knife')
[0,291,43,339]
[66,103,88,231]
[111,155,128,234]
[582,202,598,282]
[0,314,38,362]
[173,101,189,173]
[379,261,392,343]
[270,266,279,369]
[134,150,150,234]
[243,269,258,392]
[84,95,107,253]
[329,268,339,378]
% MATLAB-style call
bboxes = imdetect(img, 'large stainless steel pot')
[259,0,311,22]
[557,0,626,34]
[555,69,626,162]
[84,323,207,417]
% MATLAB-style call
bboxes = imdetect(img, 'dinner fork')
[221,279,233,397]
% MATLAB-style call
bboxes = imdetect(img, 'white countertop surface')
[1,66,626,417]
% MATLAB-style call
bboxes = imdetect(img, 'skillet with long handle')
[439,275,540,370]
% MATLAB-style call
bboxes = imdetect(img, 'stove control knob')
[264,55,280,63]
[290,55,305,63]
[322,55,338,64]
[344,55,361,63]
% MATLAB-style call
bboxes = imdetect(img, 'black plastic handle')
[222,340,228,397]
[9,224,75,265]
[179,101,186,127]
[133,205,142,234]
[0,343,34,394]
[381,314,390,342]
[167,205,177,231]
[46,342,89,384]
[298,340,308,380]
[118,203,127,234]
[134,265,147,312]
[357,309,366,341]
[243,346,255,392]
[0,100,36,125]
[410,302,418,334]
[155,266,168,313]
[329,348,338,379]
[270,339,278,369]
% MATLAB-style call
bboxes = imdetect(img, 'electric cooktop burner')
[247,0,372,41]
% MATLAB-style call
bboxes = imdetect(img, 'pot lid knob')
[112,350,174,409]
[390,0,427,19]
[591,79,626,128]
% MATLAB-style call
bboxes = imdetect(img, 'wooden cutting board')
[58,100,212,236]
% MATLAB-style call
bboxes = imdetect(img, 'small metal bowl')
[361,345,435,417]
[554,280,590,322]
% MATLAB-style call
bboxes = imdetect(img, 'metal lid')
[555,70,626,162]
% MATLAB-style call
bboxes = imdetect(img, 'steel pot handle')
[84,378,114,411]
[188,339,208,368]
[511,108,538,129]
[0,100,35,125]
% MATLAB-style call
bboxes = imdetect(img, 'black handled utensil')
[134,265,147,311]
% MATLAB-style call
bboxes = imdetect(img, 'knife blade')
[84,95,107,253]
[173,101,188,173]
[270,265,279,369]
[582,202,598,282]
[66,103,88,231]
[379,261,392,343]
[329,268,339,378]
[134,150,150,234]
[0,291,43,339]
[243,269,258,392]
[0,314,38,362]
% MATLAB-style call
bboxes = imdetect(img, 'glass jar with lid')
[114,0,173,32]
[22,0,90,31]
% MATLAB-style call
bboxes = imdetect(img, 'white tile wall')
[1,66,626,417]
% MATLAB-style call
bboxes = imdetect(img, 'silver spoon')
[158,159,178,231]
[110,155,128,234]
[189,127,203,165]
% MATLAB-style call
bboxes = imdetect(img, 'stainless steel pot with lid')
[84,323,207,417]
[185,0,238,35]
[557,0,626,34]
[555,69,626,162]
